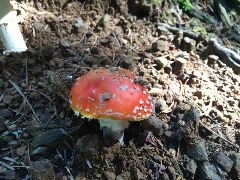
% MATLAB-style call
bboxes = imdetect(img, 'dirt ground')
[0,0,240,179]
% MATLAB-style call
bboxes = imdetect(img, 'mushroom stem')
[99,118,130,144]
[0,0,27,54]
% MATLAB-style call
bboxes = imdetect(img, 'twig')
[155,22,203,41]
[208,38,240,74]
[199,121,239,149]
[8,80,40,122]
[111,30,121,48]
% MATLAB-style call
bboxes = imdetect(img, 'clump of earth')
[0,0,240,179]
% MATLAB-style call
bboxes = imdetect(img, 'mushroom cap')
[69,67,153,121]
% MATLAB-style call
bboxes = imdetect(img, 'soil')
[0,0,240,180]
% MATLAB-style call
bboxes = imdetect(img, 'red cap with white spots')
[69,67,153,121]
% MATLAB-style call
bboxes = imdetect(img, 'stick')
[8,80,40,122]
[199,121,239,149]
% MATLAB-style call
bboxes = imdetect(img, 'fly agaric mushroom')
[0,0,27,54]
[69,67,153,143]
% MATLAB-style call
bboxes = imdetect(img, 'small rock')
[134,168,144,180]
[115,175,124,180]
[29,159,55,180]
[186,159,197,175]
[197,161,221,180]
[191,70,202,78]
[167,166,176,180]
[157,26,170,36]
[175,57,187,65]
[1,170,16,180]
[141,116,165,135]
[187,142,208,161]
[212,152,233,172]
[76,134,102,153]
[208,55,219,64]
[99,37,112,46]
[41,44,54,59]
[229,152,240,179]
[3,95,13,105]
[103,171,116,180]
[153,165,159,179]
[152,40,169,52]
[162,172,170,180]
[183,37,196,52]
[0,109,11,118]
[172,57,187,74]
[149,87,163,96]
[121,55,134,70]
[0,118,7,132]
[153,155,162,163]
[155,57,171,69]
[156,99,167,111]
[83,55,97,66]
[33,22,45,31]
[90,47,99,55]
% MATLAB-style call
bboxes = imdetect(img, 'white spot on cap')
[88,97,94,102]
[132,106,140,114]
[112,94,116,99]
[78,96,82,101]
[106,109,112,113]
[139,99,144,104]
[92,89,97,94]
[112,78,118,82]
[130,79,134,83]
[119,84,128,90]
[143,90,146,94]
[101,77,105,80]
[76,83,80,86]
[86,109,90,112]
[135,86,140,91]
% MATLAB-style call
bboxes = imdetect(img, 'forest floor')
[0,0,240,179]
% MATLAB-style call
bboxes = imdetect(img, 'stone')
[141,116,165,135]
[29,159,55,180]
[155,57,171,69]
[212,152,233,172]
[156,99,167,111]
[208,55,219,64]
[229,152,240,179]
[197,161,221,180]
[134,168,144,180]
[2,95,13,105]
[187,142,208,161]
[149,87,163,96]
[76,134,102,153]
[152,40,169,52]
[186,159,197,175]
[167,166,176,180]
[103,171,116,180]
[183,37,196,52]
[0,109,11,118]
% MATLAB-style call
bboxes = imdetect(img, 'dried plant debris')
[0,0,239,179]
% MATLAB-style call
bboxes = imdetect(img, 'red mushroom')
[69,67,153,143]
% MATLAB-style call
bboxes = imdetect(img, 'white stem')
[0,0,27,54]
[99,118,130,144]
